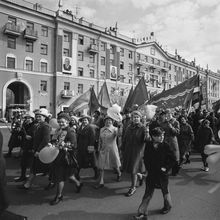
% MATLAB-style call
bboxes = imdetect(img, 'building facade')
[0,0,219,118]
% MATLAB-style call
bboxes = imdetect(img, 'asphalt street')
[1,125,220,220]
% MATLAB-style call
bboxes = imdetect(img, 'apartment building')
[0,0,219,118]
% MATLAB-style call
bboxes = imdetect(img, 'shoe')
[14,176,27,182]
[75,183,83,193]
[116,174,122,182]
[50,195,63,205]
[202,167,209,172]
[44,182,55,190]
[133,214,148,220]
[125,187,136,197]
[160,206,171,214]
[94,184,104,189]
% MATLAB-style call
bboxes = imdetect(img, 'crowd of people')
[1,104,220,219]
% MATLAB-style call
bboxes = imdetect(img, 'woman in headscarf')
[122,110,146,197]
[178,115,194,165]
[50,113,81,205]
[95,115,121,188]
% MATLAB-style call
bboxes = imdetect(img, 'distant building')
[0,0,219,118]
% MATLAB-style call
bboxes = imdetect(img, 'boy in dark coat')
[134,127,176,220]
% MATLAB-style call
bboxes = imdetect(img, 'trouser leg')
[138,185,154,216]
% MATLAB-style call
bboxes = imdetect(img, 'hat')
[39,143,59,164]
[57,113,71,121]
[35,108,49,118]
[79,114,91,122]
[23,112,35,119]
[131,110,142,118]
[107,104,122,122]
[104,115,114,121]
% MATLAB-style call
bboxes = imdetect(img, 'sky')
[34,0,220,72]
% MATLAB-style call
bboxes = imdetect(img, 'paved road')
[1,125,220,220]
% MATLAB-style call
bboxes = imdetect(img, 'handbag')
[64,150,79,169]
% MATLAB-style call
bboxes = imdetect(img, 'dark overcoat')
[144,140,176,193]
[77,124,96,168]
[52,127,77,182]
[122,122,146,174]
[32,121,51,174]
[0,129,9,214]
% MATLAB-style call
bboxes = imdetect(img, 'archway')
[2,79,33,121]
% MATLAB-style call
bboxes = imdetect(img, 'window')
[90,54,95,63]
[120,61,124,69]
[78,51,83,61]
[7,57,15,69]
[25,59,33,71]
[120,88,125,96]
[90,69,95,78]
[26,40,33,52]
[40,80,47,91]
[7,36,16,49]
[40,62,47,72]
[137,53,140,60]
[150,47,155,55]
[169,74,171,80]
[128,50,133,59]
[90,38,95,45]
[101,56,105,65]
[63,48,70,57]
[110,59,113,65]
[120,48,124,57]
[64,82,70,90]
[145,56,148,62]
[41,26,48,37]
[40,44,48,55]
[169,84,172,89]
[120,76,125,83]
[8,16,16,25]
[151,57,154,64]
[100,71,105,79]
[78,35,84,45]
[63,31,71,42]
[78,84,83,94]
[26,21,34,30]
[78,67,83,76]
[100,42,106,51]
[110,45,114,54]
[129,63,133,71]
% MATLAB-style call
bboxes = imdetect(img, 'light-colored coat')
[97,125,121,170]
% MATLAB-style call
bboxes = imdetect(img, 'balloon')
[39,144,59,164]
[139,104,157,120]
[49,118,59,129]
[207,152,220,164]
[204,144,220,155]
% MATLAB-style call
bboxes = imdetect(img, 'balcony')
[88,44,99,54]
[61,90,74,99]
[4,22,22,37]
[136,59,169,71]
[23,29,38,41]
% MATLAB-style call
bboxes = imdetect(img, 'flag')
[124,77,148,110]
[98,82,112,110]
[123,86,133,112]
[88,87,100,115]
[148,75,199,109]
[68,89,91,113]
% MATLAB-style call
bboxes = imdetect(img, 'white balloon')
[39,144,59,164]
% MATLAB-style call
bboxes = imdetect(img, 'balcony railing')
[61,90,74,98]
[137,59,169,71]
[23,29,38,41]
[4,22,22,36]
[88,44,99,54]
